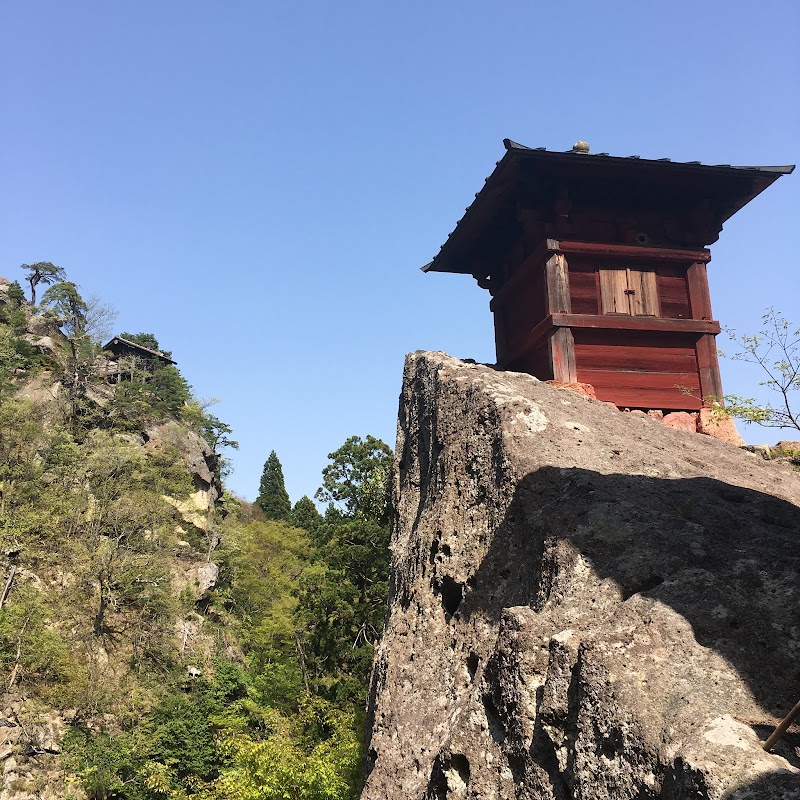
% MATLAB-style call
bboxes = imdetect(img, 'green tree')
[315,435,393,521]
[20,261,66,306]
[1,282,28,339]
[257,451,291,521]
[217,695,360,800]
[70,435,182,639]
[5,281,25,308]
[183,399,239,482]
[291,496,323,533]
[296,516,390,701]
[0,328,38,400]
[0,587,73,695]
[40,281,96,419]
[297,435,393,702]
[41,280,88,337]
[723,309,800,432]
[224,517,311,709]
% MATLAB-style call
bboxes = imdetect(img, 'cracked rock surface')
[362,352,800,800]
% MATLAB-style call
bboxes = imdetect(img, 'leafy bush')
[0,587,74,696]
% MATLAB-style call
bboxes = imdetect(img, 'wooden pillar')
[688,260,723,403]
[549,327,577,382]
[545,253,576,381]
[696,334,723,405]
[687,261,713,320]
[544,253,571,314]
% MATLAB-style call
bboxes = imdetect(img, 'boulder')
[775,440,800,454]
[697,408,746,446]
[145,420,218,501]
[172,560,219,602]
[362,352,800,800]
[20,333,60,357]
[26,313,63,339]
[662,410,698,432]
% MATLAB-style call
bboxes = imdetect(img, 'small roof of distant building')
[103,336,177,365]
[422,139,795,275]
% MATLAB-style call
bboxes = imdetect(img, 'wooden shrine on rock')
[423,140,793,411]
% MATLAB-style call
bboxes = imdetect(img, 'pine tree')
[20,261,67,306]
[257,450,291,521]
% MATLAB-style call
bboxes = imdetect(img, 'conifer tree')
[257,450,291,521]
[20,261,66,306]
[291,495,323,533]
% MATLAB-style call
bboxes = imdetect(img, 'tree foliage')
[20,261,66,305]
[0,326,38,400]
[217,696,360,800]
[723,309,800,432]
[292,495,323,533]
[298,435,393,702]
[42,280,88,336]
[257,451,291,521]
[315,435,393,521]
[224,516,310,704]
[1,268,387,800]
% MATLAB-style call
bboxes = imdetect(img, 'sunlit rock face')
[362,352,800,800]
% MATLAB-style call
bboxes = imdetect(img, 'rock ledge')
[362,352,800,800]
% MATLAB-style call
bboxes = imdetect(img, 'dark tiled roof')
[103,336,177,365]
[503,139,795,174]
[422,140,794,274]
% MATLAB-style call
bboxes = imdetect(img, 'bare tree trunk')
[0,565,16,608]
[763,700,800,751]
[7,612,32,690]
[294,631,310,693]
[94,587,108,636]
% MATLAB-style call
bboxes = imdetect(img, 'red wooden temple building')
[423,140,793,412]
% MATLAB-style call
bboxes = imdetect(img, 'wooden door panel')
[629,268,659,316]
[599,267,660,316]
[599,269,629,314]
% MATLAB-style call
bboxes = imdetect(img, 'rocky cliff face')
[0,281,227,797]
[362,352,800,800]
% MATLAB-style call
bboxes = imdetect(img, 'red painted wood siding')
[574,330,702,410]
[657,266,692,319]
[569,260,692,320]
[496,263,547,357]
[568,264,599,314]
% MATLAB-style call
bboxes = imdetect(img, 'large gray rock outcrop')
[145,420,221,506]
[363,352,800,799]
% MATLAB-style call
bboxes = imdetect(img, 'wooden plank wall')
[568,259,599,314]
[574,330,702,410]
[657,266,692,319]
[569,259,692,319]
[495,262,547,360]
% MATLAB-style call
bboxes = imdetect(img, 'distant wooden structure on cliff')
[101,335,176,383]
[423,140,794,411]
[103,335,176,365]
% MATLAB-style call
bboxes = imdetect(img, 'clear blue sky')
[1,1,798,502]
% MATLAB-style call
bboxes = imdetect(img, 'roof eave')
[422,142,795,275]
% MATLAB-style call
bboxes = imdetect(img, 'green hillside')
[0,268,390,799]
